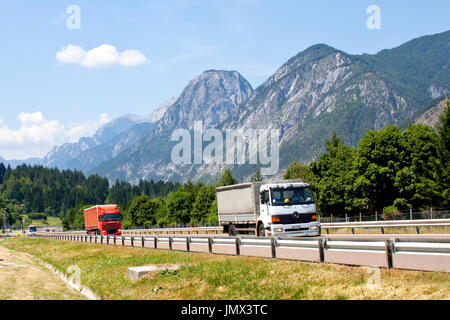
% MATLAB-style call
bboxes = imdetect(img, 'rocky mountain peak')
[155,70,253,130]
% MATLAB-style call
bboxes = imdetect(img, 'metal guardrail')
[320,218,450,234]
[124,226,222,235]
[33,232,450,273]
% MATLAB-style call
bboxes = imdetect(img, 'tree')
[62,205,88,230]
[0,163,6,185]
[206,198,219,225]
[191,185,216,224]
[436,100,450,206]
[283,161,308,181]
[308,132,355,216]
[217,168,238,187]
[127,195,151,227]
[353,126,403,213]
[166,190,192,224]
[395,124,442,209]
[154,197,171,226]
[250,168,263,182]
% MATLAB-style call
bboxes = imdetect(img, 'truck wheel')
[258,223,266,237]
[228,224,237,237]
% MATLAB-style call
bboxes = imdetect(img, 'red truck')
[84,205,122,236]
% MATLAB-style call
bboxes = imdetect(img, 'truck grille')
[272,213,315,224]
[106,228,117,234]
[105,223,118,228]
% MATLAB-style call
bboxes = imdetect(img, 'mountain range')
[3,30,449,183]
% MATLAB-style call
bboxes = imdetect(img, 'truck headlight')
[310,225,318,231]
[275,228,283,232]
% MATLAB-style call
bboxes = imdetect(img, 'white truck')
[216,180,321,237]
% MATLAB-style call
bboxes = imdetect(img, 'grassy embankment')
[3,237,449,300]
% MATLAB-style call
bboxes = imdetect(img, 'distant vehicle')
[216,180,321,237]
[27,225,37,235]
[84,205,122,236]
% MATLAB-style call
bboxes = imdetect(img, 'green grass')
[3,238,449,300]
[30,216,62,227]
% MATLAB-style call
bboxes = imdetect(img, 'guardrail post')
[154,237,158,249]
[416,226,420,234]
[235,237,241,256]
[113,235,116,245]
[351,228,355,235]
[385,239,393,269]
[318,239,325,263]
[121,236,125,246]
[131,236,134,247]
[142,236,145,248]
[169,236,173,250]
[186,237,191,252]
[208,237,213,253]
[270,237,277,259]
[381,227,385,234]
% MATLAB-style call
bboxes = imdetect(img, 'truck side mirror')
[260,193,265,204]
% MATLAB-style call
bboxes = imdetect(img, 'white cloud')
[65,113,112,140]
[118,49,150,67]
[81,44,119,67]
[0,112,111,159]
[55,45,86,64]
[56,44,149,68]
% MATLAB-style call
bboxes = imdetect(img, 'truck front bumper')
[269,222,321,237]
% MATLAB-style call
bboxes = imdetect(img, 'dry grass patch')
[0,242,85,300]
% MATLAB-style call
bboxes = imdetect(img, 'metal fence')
[318,209,450,223]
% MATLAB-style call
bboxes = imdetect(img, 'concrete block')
[127,264,180,280]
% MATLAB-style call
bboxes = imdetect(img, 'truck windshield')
[270,187,314,206]
[28,226,37,232]
[100,214,121,221]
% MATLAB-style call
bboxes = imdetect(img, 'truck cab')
[84,205,122,236]
[258,182,320,237]
[217,180,321,237]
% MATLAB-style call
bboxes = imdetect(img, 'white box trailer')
[217,182,263,226]
[217,181,321,237]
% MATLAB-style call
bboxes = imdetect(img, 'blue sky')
[0,0,449,159]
